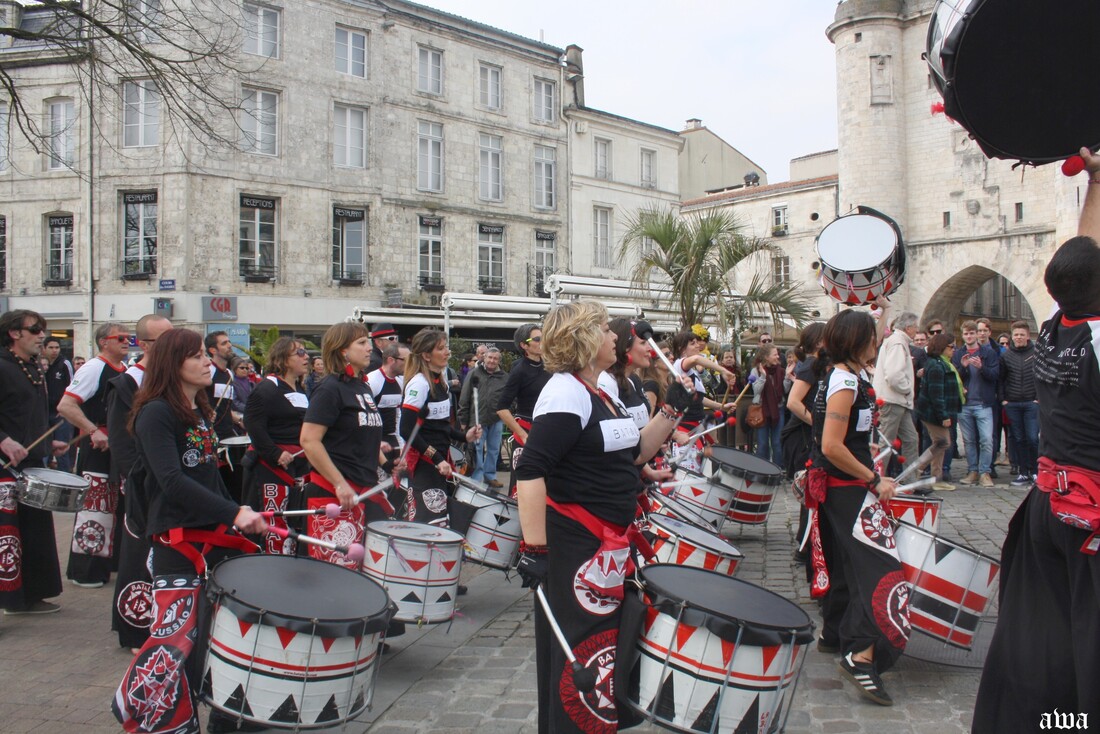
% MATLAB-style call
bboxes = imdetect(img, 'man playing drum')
[972,147,1100,731]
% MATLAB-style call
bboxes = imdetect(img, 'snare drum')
[14,468,89,512]
[362,521,464,624]
[449,445,469,476]
[705,446,785,527]
[450,477,521,570]
[647,514,743,576]
[219,435,252,470]
[926,0,1100,164]
[202,555,395,729]
[670,468,733,530]
[618,565,814,734]
[894,520,1000,650]
[816,207,906,306]
[883,494,942,533]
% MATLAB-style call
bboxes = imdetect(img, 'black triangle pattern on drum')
[652,672,677,722]
[933,541,954,564]
[494,513,509,527]
[316,693,341,723]
[271,693,300,724]
[222,683,254,717]
[692,687,721,731]
[402,590,422,603]
[734,695,760,734]
[201,668,212,697]
[353,689,366,715]
[438,591,452,602]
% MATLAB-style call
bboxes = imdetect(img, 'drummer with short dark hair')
[807,309,907,707]
[496,323,550,450]
[0,309,65,615]
[366,341,409,471]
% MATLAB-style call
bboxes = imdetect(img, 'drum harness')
[1035,457,1100,554]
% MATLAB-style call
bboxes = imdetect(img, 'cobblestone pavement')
[0,460,1023,733]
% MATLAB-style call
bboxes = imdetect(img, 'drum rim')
[220,436,252,446]
[366,520,465,545]
[893,519,1000,564]
[705,447,784,485]
[647,491,716,530]
[21,467,90,487]
[816,214,899,269]
[648,513,743,558]
[207,555,395,636]
[453,482,517,506]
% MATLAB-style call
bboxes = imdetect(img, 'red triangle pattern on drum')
[237,618,253,638]
[675,623,696,652]
[721,639,736,668]
[643,606,660,635]
[676,544,694,565]
[485,540,500,552]
[440,559,457,573]
[717,497,729,508]
[369,549,384,564]
[703,551,718,570]
[988,565,999,586]
[760,644,780,673]
[321,637,335,653]
[405,558,429,572]
[690,486,704,498]
[276,626,297,650]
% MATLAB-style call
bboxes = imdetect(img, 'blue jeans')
[958,404,993,475]
[755,414,784,465]
[1004,402,1039,476]
[472,420,504,482]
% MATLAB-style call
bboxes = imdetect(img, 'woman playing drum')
[300,323,392,569]
[113,328,267,734]
[244,336,312,553]
[399,328,480,526]
[808,309,908,707]
[514,300,689,733]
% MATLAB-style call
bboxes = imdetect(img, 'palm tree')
[620,207,813,333]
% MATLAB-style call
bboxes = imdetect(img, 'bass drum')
[926,0,1100,164]
[816,206,905,306]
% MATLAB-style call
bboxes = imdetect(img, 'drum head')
[368,520,464,545]
[640,565,814,646]
[707,446,784,485]
[649,514,742,558]
[928,0,1100,163]
[220,436,252,446]
[816,214,898,271]
[22,468,89,487]
[208,555,392,636]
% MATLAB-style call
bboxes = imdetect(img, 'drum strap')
[310,471,395,517]
[258,447,303,487]
[1035,457,1100,554]
[512,417,532,446]
[154,525,258,575]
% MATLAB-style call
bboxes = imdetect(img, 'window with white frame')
[479,63,501,109]
[417,120,443,192]
[534,231,556,272]
[417,46,443,95]
[533,78,555,122]
[47,99,76,170]
[593,207,612,268]
[594,138,611,179]
[239,195,277,279]
[771,205,788,233]
[335,27,367,77]
[129,0,161,43]
[334,104,367,168]
[123,80,159,148]
[534,145,555,209]
[0,216,6,289]
[46,214,74,283]
[772,255,791,286]
[477,224,504,291]
[479,133,503,201]
[243,3,279,58]
[418,216,443,287]
[122,192,157,276]
[332,206,366,281]
[640,236,656,256]
[640,148,656,187]
[0,102,7,171]
[241,88,278,155]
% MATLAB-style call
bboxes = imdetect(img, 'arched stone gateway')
[915,264,1045,332]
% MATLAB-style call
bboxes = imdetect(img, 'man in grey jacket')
[459,347,507,487]
[872,311,920,470]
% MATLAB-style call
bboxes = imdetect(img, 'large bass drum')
[926,0,1100,164]
[816,207,905,306]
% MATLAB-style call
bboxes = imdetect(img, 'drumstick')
[397,421,422,465]
[2,423,64,469]
[872,438,902,466]
[893,444,941,485]
[471,375,481,429]
[269,525,365,562]
[353,476,395,504]
[729,373,757,405]
[894,476,936,495]
[534,585,597,693]
[261,505,342,519]
[687,417,737,441]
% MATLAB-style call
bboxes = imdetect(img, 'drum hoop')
[21,467,90,488]
[367,520,465,545]
[893,519,1000,564]
[220,436,252,446]
[648,514,742,558]
[638,564,814,646]
[454,482,517,507]
[206,555,395,637]
[706,448,784,485]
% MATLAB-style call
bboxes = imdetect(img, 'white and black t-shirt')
[672,357,706,424]
[366,368,403,442]
[812,368,874,480]
[515,373,641,527]
[65,355,126,426]
[1035,312,1100,470]
[598,371,651,430]
[401,371,463,456]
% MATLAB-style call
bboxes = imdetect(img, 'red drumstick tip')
[260,510,275,518]
[713,410,724,420]
[892,439,902,449]
[875,398,886,407]
[345,543,366,563]
[931,101,945,115]
[897,456,906,464]
[1063,155,1086,177]
[726,417,737,426]
[270,525,289,538]
[325,503,342,518]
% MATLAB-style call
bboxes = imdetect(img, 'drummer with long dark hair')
[806,309,907,707]
[399,328,480,526]
[783,322,826,562]
[112,328,266,734]
[300,323,392,569]
[515,300,689,733]
[244,336,312,554]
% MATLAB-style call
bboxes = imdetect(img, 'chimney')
[684,118,703,130]
[565,44,584,108]
[0,1,24,47]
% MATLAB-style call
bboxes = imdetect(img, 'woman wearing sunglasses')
[243,337,312,554]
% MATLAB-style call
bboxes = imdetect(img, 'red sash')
[153,525,257,575]
[546,497,654,600]
[1035,457,1100,554]
[309,471,394,517]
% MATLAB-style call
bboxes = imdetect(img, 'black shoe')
[457,584,468,596]
[206,711,265,733]
[792,548,809,564]
[838,652,893,706]
[817,637,840,654]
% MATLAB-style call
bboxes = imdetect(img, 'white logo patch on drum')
[422,487,449,514]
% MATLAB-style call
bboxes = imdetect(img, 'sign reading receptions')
[202,296,238,322]
[240,194,276,210]
[478,223,504,235]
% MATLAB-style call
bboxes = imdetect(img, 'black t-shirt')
[515,373,641,527]
[206,364,237,438]
[303,374,382,487]
[794,356,819,413]
[134,400,239,536]
[245,376,309,465]
[599,372,651,430]
[496,356,550,419]
[366,368,403,441]
[45,356,72,412]
[1035,311,1100,470]
[812,368,874,481]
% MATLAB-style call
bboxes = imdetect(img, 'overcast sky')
[422,0,841,182]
